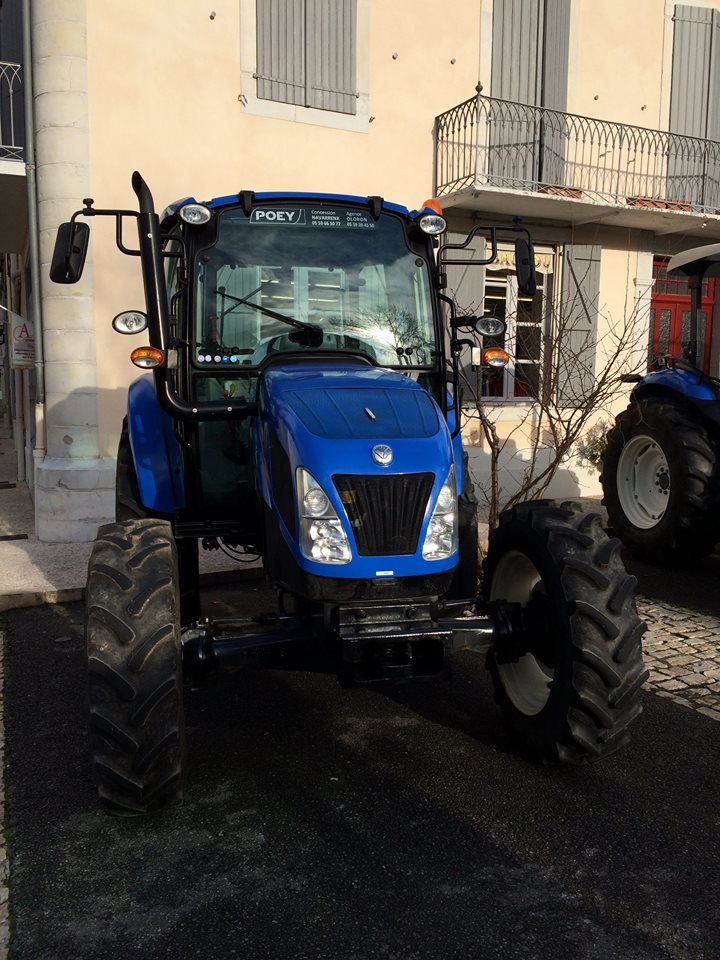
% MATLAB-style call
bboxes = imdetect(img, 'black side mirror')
[515,237,537,298]
[50,221,90,283]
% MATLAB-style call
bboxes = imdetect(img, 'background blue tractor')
[51,173,647,815]
[601,244,720,564]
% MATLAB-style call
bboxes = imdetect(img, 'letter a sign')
[10,313,35,369]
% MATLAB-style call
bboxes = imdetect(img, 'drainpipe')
[21,0,45,418]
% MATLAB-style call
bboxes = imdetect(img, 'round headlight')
[418,213,447,235]
[179,203,211,225]
[304,486,330,517]
[112,310,148,335]
[475,315,507,338]
[436,482,455,512]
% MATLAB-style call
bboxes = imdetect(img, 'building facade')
[1,0,719,540]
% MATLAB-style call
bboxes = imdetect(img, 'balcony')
[434,93,720,239]
[0,61,26,253]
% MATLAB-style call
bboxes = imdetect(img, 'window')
[255,0,357,115]
[446,240,555,403]
[446,238,602,408]
[478,247,555,401]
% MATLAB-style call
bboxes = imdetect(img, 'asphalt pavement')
[2,578,719,960]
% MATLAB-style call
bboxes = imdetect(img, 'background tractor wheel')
[483,500,647,764]
[600,398,720,563]
[86,519,185,815]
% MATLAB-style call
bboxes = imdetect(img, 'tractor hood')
[255,363,458,582]
[262,364,440,440]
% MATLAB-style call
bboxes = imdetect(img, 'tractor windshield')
[193,204,437,368]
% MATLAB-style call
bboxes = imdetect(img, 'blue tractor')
[51,173,647,815]
[601,244,720,563]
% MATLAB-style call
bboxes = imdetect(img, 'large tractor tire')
[483,500,647,764]
[85,519,185,815]
[600,398,720,563]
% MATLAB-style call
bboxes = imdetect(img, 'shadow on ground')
[623,547,720,618]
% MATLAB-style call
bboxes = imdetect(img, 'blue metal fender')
[631,368,720,429]
[126,375,184,513]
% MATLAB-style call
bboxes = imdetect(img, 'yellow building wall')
[567,0,669,129]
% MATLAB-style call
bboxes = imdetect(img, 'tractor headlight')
[422,467,458,560]
[179,203,211,225]
[297,468,352,564]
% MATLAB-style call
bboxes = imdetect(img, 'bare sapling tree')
[451,259,650,529]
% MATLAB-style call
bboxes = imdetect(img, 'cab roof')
[161,191,420,224]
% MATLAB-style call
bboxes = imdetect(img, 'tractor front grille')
[333,473,434,556]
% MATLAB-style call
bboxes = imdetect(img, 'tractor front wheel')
[85,519,185,815]
[483,500,647,764]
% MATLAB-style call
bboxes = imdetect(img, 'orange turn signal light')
[130,346,165,369]
[483,347,510,368]
[420,197,443,215]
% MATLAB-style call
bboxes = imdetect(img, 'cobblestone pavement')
[639,598,720,721]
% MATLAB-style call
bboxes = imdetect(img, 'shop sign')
[10,313,35,369]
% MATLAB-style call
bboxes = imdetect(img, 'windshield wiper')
[215,288,323,343]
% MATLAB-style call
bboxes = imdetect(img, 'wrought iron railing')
[0,62,23,162]
[435,93,720,213]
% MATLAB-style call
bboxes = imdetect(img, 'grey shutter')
[539,0,570,186]
[489,0,541,187]
[306,0,357,114]
[668,5,719,206]
[491,0,541,104]
[444,231,486,405]
[256,0,306,106]
[557,244,601,408]
[670,5,713,137]
[541,0,570,112]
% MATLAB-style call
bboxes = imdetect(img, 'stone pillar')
[32,0,115,541]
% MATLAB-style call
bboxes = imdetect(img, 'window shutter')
[670,5,714,138]
[668,5,718,206]
[306,0,357,115]
[557,244,601,408]
[538,0,571,187]
[256,0,306,106]
[491,0,541,105]
[490,0,542,187]
[541,0,570,112]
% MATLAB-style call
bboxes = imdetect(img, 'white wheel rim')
[616,434,670,529]
[489,550,554,716]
